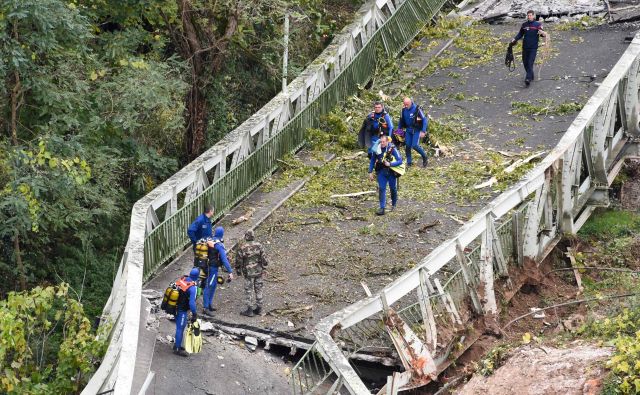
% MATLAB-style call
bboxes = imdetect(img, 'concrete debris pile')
[461,0,606,20]
[462,0,640,24]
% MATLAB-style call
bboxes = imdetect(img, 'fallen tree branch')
[276,158,298,168]
[474,176,497,190]
[502,292,640,330]
[268,305,313,317]
[419,220,441,233]
[232,207,255,225]
[504,151,545,174]
[340,151,366,161]
[543,266,640,277]
[330,190,376,198]
[565,248,584,294]
[267,219,322,230]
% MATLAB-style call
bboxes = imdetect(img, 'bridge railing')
[306,34,640,394]
[82,0,449,393]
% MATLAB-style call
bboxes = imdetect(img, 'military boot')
[253,306,262,316]
[240,307,255,317]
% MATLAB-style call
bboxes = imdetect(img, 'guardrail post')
[511,209,523,266]
[417,268,438,350]
[478,213,498,314]
[488,214,509,278]
[454,241,483,315]
[560,146,582,234]
[433,278,461,325]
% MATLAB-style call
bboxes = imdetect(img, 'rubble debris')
[457,345,611,395]
[245,336,258,351]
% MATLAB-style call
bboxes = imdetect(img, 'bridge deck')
[144,21,635,394]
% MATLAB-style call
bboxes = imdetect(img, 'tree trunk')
[14,235,27,290]
[174,0,240,160]
[185,85,207,160]
[10,71,21,146]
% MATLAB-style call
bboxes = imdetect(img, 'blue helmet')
[189,267,200,281]
[214,226,224,239]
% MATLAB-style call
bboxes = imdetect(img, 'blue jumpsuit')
[367,111,393,154]
[175,271,198,350]
[203,227,233,310]
[398,104,428,166]
[369,144,403,209]
[513,20,544,82]
[187,213,213,246]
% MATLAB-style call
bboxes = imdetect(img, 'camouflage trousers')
[244,275,264,308]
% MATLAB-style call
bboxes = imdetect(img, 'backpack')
[414,104,432,147]
[160,276,196,315]
[194,239,209,263]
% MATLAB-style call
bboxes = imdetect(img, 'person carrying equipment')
[368,135,403,216]
[236,229,269,317]
[187,205,214,252]
[358,101,393,156]
[510,10,549,87]
[398,97,428,168]
[173,268,199,357]
[202,227,235,315]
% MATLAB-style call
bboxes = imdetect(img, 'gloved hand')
[190,313,198,323]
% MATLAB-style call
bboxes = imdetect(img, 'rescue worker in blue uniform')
[510,10,549,86]
[398,97,428,168]
[187,206,214,249]
[368,135,403,216]
[358,101,393,156]
[202,226,235,315]
[174,267,199,357]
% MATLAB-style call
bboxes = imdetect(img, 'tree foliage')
[0,283,110,394]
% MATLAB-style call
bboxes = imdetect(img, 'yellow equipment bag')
[389,163,406,177]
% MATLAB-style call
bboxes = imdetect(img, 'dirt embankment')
[456,344,611,395]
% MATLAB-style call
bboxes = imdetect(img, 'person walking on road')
[398,97,428,168]
[236,230,269,317]
[358,101,393,156]
[368,135,403,216]
[510,10,549,87]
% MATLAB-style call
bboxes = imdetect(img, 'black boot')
[173,347,188,357]
[240,307,255,317]
[422,155,428,168]
[376,207,385,216]
[253,306,262,316]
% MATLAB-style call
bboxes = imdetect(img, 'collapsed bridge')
[80,0,640,393]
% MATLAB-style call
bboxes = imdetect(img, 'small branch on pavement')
[330,190,376,198]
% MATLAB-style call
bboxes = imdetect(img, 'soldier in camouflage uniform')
[236,229,268,317]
